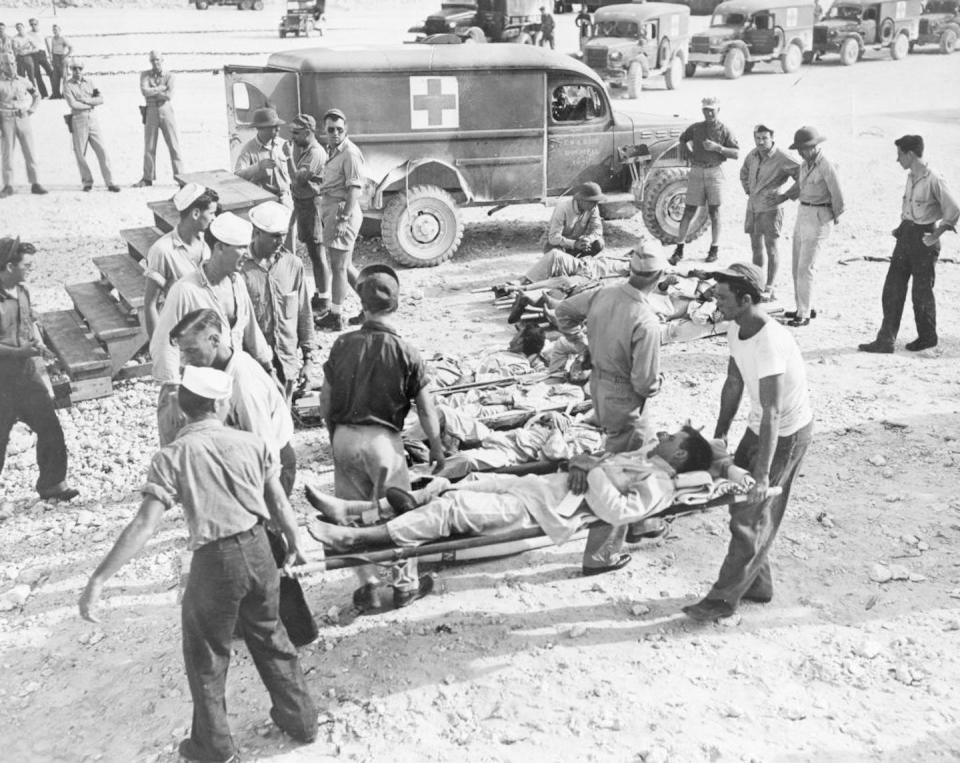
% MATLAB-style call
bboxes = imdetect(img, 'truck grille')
[813,27,828,44]
[919,19,932,34]
[690,36,712,53]
[586,48,608,68]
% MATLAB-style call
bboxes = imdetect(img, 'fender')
[721,39,751,56]
[372,159,474,210]
[841,32,865,46]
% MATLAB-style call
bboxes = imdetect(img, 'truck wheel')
[195,0,209,8]
[279,29,286,37]
[464,26,487,43]
[685,61,697,77]
[252,0,264,8]
[940,28,958,53]
[664,56,683,89]
[891,32,909,59]
[839,37,859,65]
[382,186,464,267]
[238,0,252,9]
[780,42,803,72]
[641,168,709,245]
[723,48,746,78]
[626,62,643,99]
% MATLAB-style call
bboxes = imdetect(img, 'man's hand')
[19,338,45,358]
[747,472,770,504]
[922,231,940,248]
[335,220,351,240]
[78,578,103,623]
[429,441,446,474]
[258,157,277,172]
[567,466,589,495]
[282,546,308,577]
[702,138,722,153]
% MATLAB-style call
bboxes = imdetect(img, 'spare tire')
[641,168,709,244]
[382,185,464,267]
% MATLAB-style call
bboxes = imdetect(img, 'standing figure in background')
[25,19,52,99]
[134,51,184,188]
[46,24,72,100]
[63,57,119,192]
[0,52,46,197]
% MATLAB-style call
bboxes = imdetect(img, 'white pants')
[791,205,833,318]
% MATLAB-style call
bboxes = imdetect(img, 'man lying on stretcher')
[306,427,755,575]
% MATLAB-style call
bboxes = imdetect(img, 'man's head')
[509,320,546,356]
[628,241,667,291]
[170,308,224,368]
[753,124,774,152]
[52,24,61,35]
[0,237,35,288]
[323,108,347,149]
[649,427,714,472]
[357,263,400,316]
[204,212,252,275]
[789,125,825,161]
[15,23,24,35]
[149,50,163,73]
[573,181,606,212]
[289,113,317,148]
[174,183,220,229]
[67,58,84,80]
[701,96,719,122]
[250,107,283,143]
[29,19,40,30]
[710,262,764,321]
[177,365,233,421]
[248,201,290,258]
[894,134,924,169]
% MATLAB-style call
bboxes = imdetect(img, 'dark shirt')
[0,284,39,378]
[679,120,739,168]
[323,319,428,433]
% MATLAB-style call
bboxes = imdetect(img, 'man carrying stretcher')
[306,427,753,576]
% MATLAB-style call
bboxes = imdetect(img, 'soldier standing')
[134,51,185,188]
[539,6,556,48]
[0,52,46,197]
[46,24,72,100]
[63,58,119,192]
[235,107,292,204]
[11,23,40,96]
[25,19,52,99]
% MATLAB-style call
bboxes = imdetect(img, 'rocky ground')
[1,2,960,761]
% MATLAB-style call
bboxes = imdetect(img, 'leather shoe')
[905,338,937,352]
[582,552,632,577]
[270,707,317,744]
[786,316,810,327]
[0,186,13,198]
[507,293,530,324]
[393,574,434,608]
[82,184,92,192]
[310,293,328,314]
[682,597,737,622]
[107,185,121,193]
[783,309,817,319]
[315,311,346,332]
[41,487,80,502]
[626,517,667,543]
[668,245,684,266]
[353,583,384,611]
[31,184,48,195]
[177,738,239,763]
[704,246,719,263]
[742,591,773,604]
[131,179,152,188]
[858,340,893,354]
[385,486,419,515]
[347,310,365,326]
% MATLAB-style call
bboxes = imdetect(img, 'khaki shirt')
[739,145,800,214]
[543,196,603,253]
[901,161,960,228]
[234,136,291,197]
[140,69,175,107]
[320,137,364,201]
[224,349,294,456]
[786,150,845,219]
[144,227,209,293]
[291,136,326,200]
[0,73,34,113]
[63,76,100,113]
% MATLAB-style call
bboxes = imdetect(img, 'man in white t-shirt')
[683,262,813,622]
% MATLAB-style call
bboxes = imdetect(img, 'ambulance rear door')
[223,66,301,168]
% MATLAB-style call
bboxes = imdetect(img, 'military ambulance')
[225,45,707,267]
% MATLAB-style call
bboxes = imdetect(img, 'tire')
[657,38,671,69]
[252,0,263,8]
[195,0,209,8]
[685,61,697,77]
[238,0,252,9]
[626,61,644,99]
[879,18,895,44]
[664,55,683,89]
[641,168,709,244]
[780,42,803,72]
[279,30,286,37]
[382,186,464,267]
[891,32,909,59]
[723,47,746,78]
[839,37,859,65]
[940,28,958,53]
[465,26,486,43]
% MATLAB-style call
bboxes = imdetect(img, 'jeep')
[811,0,923,64]
[578,2,690,97]
[410,0,542,44]
[225,45,709,267]
[916,0,959,53]
[687,0,815,78]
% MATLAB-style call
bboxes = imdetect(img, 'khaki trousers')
[143,101,184,181]
[0,113,39,187]
[70,111,115,186]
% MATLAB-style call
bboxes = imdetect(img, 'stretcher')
[294,478,781,576]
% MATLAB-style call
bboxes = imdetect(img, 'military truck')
[193,0,264,8]
[225,45,708,267]
[915,0,959,53]
[687,0,815,78]
[578,2,691,97]
[811,0,924,64]
[410,0,541,44]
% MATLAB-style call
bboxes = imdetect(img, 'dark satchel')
[139,105,147,124]
[63,113,72,133]
[266,528,318,647]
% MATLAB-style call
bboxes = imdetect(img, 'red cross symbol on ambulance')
[410,76,459,129]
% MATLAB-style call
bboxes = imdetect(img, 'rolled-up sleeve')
[933,174,960,229]
[142,451,180,509]
[342,149,364,188]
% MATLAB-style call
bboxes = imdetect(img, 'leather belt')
[594,368,633,385]
[800,202,831,207]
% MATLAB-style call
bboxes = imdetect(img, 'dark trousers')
[30,52,52,98]
[875,221,938,347]
[707,421,813,605]
[51,54,67,98]
[182,524,317,760]
[0,368,68,497]
[15,55,38,90]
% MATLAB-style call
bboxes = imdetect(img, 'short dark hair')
[179,188,220,221]
[678,426,714,472]
[169,308,222,346]
[177,386,217,418]
[715,275,761,305]
[754,124,774,136]
[894,134,924,158]
[0,238,35,269]
[516,321,546,355]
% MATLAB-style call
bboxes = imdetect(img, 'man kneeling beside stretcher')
[307,427,754,575]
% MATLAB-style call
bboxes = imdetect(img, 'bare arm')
[714,356,744,441]
[143,279,162,339]
[263,476,306,569]
[415,385,446,473]
[749,373,783,502]
[318,378,333,440]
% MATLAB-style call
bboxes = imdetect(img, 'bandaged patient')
[306,427,753,554]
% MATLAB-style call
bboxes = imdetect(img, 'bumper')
[688,52,724,64]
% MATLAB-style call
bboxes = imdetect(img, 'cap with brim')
[630,246,668,274]
[789,126,826,150]
[180,366,233,400]
[290,113,316,132]
[173,182,206,212]
[209,212,252,247]
[701,96,719,108]
[356,263,399,286]
[251,107,284,128]
[709,262,764,295]
[359,272,400,314]
[574,181,607,203]
[323,108,347,123]
[248,201,291,235]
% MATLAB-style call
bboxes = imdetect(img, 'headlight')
[609,50,623,64]
[829,28,840,37]
[447,21,456,31]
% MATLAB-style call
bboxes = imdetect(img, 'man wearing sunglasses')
[63,57,119,192]
[0,52,46,196]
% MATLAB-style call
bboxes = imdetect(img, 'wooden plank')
[119,226,163,262]
[69,375,114,403]
[65,282,141,341]
[94,254,146,310]
[148,200,179,233]
[175,169,277,211]
[38,310,111,376]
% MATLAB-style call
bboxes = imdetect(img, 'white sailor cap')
[209,212,252,247]
[701,96,720,109]
[173,182,206,212]
[248,201,292,235]
[180,366,233,400]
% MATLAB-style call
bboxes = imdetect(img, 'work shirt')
[11,35,36,56]
[241,249,314,378]
[541,13,556,33]
[727,318,812,437]
[555,282,661,399]
[150,267,271,384]
[144,227,209,293]
[0,284,41,379]
[223,349,294,456]
[543,196,603,253]
[142,418,275,550]
[140,69,175,106]
[786,150,845,219]
[901,160,960,228]
[320,137,364,201]
[0,73,34,113]
[679,120,738,168]
[323,319,428,433]
[235,135,291,197]
[291,136,326,200]
[25,31,45,53]
[739,144,800,213]
[47,35,72,56]
[63,77,101,113]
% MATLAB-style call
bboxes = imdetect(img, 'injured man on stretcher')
[306,427,754,561]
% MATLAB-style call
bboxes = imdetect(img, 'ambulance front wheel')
[382,185,465,267]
